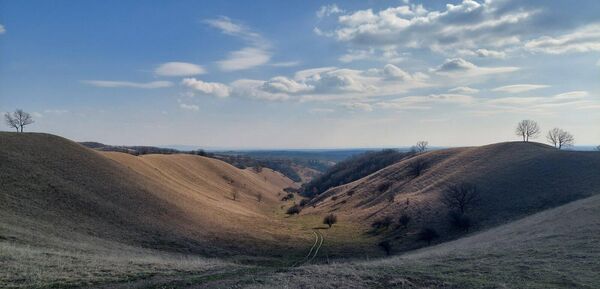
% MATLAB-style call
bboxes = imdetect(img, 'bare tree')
[515,120,540,142]
[441,183,480,214]
[546,128,575,149]
[323,213,338,228]
[413,141,429,153]
[4,109,34,132]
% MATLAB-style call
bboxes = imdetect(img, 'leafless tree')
[442,183,480,214]
[546,128,575,149]
[4,109,34,132]
[515,120,540,142]
[413,141,429,153]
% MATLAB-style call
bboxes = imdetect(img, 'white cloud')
[179,103,200,111]
[474,49,507,59]
[339,49,373,63]
[83,80,173,89]
[182,78,230,98]
[492,84,549,93]
[449,86,479,94]
[230,79,291,101]
[206,17,271,71]
[317,4,344,18]
[433,58,519,76]
[271,61,300,67]
[261,76,312,94]
[155,62,205,76]
[318,1,535,54]
[485,90,592,111]
[217,47,271,71]
[0,24,5,34]
[553,91,589,99]
[525,24,600,54]
[376,93,473,110]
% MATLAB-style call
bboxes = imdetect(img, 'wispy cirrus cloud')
[525,24,600,54]
[492,84,549,93]
[155,62,206,76]
[83,80,173,89]
[433,58,519,76]
[205,16,271,71]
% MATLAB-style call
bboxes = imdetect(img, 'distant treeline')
[79,142,328,183]
[302,149,412,197]
[213,154,331,183]
[79,142,209,156]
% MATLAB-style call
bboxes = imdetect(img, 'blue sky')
[1,0,599,148]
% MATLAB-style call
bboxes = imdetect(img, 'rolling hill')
[0,132,312,288]
[2,133,600,288]
[235,193,600,289]
[304,142,600,251]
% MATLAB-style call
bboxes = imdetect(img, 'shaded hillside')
[305,142,600,251]
[0,132,304,259]
[302,149,411,196]
[239,194,600,289]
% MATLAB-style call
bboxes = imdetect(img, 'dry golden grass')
[305,141,600,251]
[231,194,600,289]
[2,133,599,288]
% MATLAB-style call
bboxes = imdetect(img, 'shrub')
[372,216,393,230]
[377,182,391,193]
[323,214,338,228]
[418,227,439,245]
[281,193,295,201]
[256,193,263,202]
[398,214,411,228]
[299,199,309,207]
[378,240,392,256]
[286,205,301,215]
[408,159,428,178]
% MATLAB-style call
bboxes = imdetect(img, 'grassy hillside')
[233,193,600,289]
[302,149,411,196]
[304,142,600,252]
[0,132,316,288]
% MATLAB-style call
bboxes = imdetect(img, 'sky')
[1,0,599,149]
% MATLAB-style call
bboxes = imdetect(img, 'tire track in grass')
[291,231,319,267]
[307,230,323,264]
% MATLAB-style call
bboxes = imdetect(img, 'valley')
[1,132,599,288]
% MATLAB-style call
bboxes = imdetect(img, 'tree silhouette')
[4,109,34,132]
[515,120,540,142]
